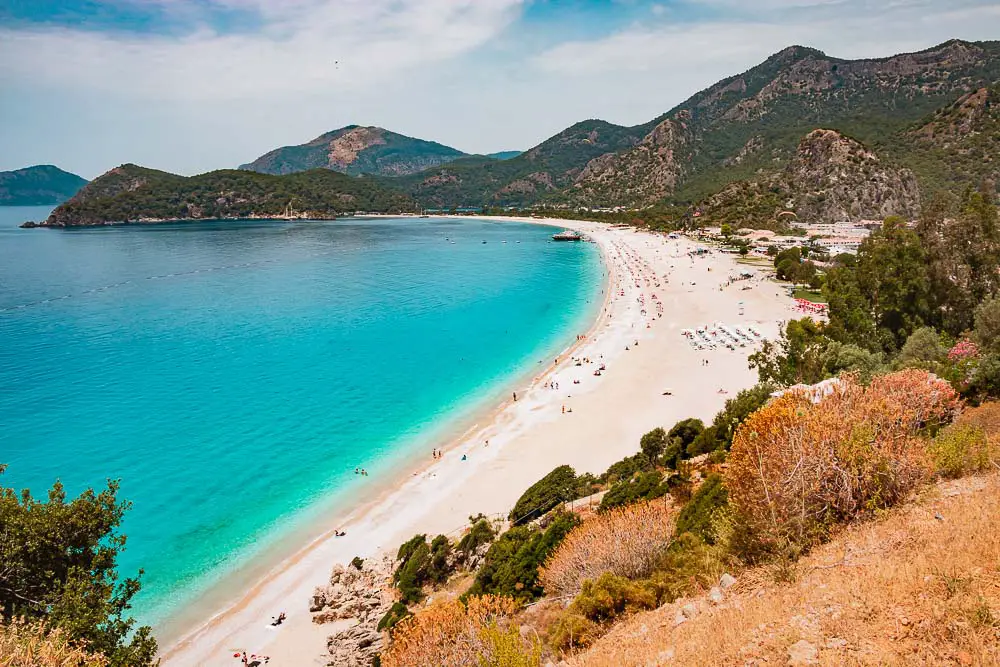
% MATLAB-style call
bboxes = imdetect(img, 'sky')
[2,0,1000,178]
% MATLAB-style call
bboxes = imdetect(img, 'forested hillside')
[39,164,415,227]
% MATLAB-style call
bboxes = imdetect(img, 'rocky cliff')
[701,129,921,226]
[240,126,467,177]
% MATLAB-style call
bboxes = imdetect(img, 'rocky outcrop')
[786,129,921,223]
[570,117,689,207]
[701,129,920,226]
[310,558,394,667]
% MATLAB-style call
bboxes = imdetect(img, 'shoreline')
[160,216,795,665]
[157,215,613,662]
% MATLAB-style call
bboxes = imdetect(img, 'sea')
[0,208,604,629]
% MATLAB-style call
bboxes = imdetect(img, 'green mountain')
[389,119,655,208]
[36,164,415,227]
[0,165,88,206]
[568,39,1000,209]
[387,39,1000,213]
[239,126,467,177]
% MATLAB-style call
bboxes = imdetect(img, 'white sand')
[160,218,796,665]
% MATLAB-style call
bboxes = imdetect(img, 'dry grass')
[0,618,107,667]
[539,501,676,598]
[572,472,1000,666]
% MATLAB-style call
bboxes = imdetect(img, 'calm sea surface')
[0,208,603,627]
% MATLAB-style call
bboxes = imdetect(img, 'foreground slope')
[0,165,88,206]
[574,473,1000,667]
[239,126,467,177]
[38,164,415,227]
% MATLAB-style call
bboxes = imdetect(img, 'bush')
[381,595,539,667]
[674,474,729,544]
[0,617,107,667]
[646,532,727,603]
[393,533,453,603]
[598,453,652,484]
[456,517,496,564]
[668,418,704,449]
[509,466,578,526]
[546,612,602,652]
[466,512,579,601]
[539,501,675,597]
[928,425,997,478]
[726,370,960,549]
[687,384,774,456]
[350,556,364,571]
[571,573,657,623]
[598,470,670,512]
[377,601,412,633]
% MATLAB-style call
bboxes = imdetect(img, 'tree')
[508,465,578,526]
[667,419,704,450]
[0,467,157,666]
[973,297,1000,355]
[720,223,733,238]
[898,326,949,369]
[639,428,668,464]
[748,318,831,386]
[854,217,931,351]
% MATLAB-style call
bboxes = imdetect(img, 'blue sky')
[2,0,1000,178]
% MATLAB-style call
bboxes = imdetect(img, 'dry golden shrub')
[538,501,675,598]
[0,618,107,667]
[953,400,1000,434]
[726,370,959,547]
[380,594,540,667]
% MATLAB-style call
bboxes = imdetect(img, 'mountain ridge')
[240,126,467,177]
[0,165,88,206]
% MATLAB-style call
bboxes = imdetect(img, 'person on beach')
[512,391,517,402]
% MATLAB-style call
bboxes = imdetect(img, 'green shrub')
[465,512,579,602]
[598,470,670,512]
[571,572,657,622]
[927,425,996,478]
[598,452,652,484]
[668,418,705,449]
[350,556,364,571]
[456,517,496,564]
[646,532,726,603]
[509,465,579,526]
[675,474,729,544]
[377,601,412,632]
[688,383,774,456]
[392,533,454,603]
[547,612,602,652]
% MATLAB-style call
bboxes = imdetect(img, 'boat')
[552,230,583,242]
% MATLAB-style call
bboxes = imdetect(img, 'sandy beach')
[160,217,797,666]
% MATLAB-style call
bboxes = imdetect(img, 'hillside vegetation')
[39,164,415,227]
[386,39,1000,222]
[0,165,87,206]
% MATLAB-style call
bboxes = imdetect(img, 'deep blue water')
[0,208,602,627]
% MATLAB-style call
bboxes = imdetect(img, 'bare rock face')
[786,129,921,223]
[571,117,688,207]
[311,558,394,667]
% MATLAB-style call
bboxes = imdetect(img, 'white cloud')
[0,0,524,101]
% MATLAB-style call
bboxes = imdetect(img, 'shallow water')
[0,210,602,627]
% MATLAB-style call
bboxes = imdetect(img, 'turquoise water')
[0,208,603,628]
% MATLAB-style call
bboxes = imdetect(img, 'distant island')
[29,164,416,228]
[0,165,88,206]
